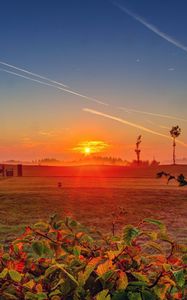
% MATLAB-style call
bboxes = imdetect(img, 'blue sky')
[0,0,187,161]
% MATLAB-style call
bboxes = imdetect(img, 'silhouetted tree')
[170,126,181,165]
[135,135,142,164]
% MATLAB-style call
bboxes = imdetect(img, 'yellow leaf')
[163,263,171,272]
[36,283,43,292]
[132,272,149,283]
[163,276,176,286]
[23,279,35,290]
[9,270,22,283]
[96,260,114,276]
[87,257,101,267]
[107,250,121,260]
[96,289,111,300]
[0,268,8,279]
[149,231,158,241]
[117,271,128,290]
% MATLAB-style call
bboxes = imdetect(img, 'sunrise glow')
[72,140,109,155]
[84,147,91,155]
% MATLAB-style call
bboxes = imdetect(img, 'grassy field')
[0,173,186,244]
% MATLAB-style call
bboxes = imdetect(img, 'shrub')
[0,215,186,299]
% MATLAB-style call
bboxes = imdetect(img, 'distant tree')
[170,126,181,165]
[135,135,142,164]
[150,159,160,167]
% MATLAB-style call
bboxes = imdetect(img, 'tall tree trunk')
[173,138,176,165]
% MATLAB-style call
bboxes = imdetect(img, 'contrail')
[1,60,186,122]
[83,108,187,147]
[118,107,187,122]
[0,60,69,88]
[0,68,107,105]
[111,1,187,53]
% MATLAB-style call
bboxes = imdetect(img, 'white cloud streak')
[118,107,187,122]
[0,59,186,123]
[0,68,107,105]
[112,1,187,53]
[83,108,187,147]
[0,60,68,88]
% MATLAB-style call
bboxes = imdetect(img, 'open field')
[0,167,186,244]
[4,163,187,177]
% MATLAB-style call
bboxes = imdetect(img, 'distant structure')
[17,164,23,177]
[135,135,142,164]
[0,164,23,177]
[170,126,181,165]
[0,165,5,177]
[6,168,14,177]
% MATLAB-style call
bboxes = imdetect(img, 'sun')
[84,147,91,155]
[72,140,109,155]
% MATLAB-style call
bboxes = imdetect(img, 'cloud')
[0,60,68,88]
[168,67,175,71]
[0,68,107,105]
[159,125,171,130]
[118,107,187,122]
[111,1,187,53]
[83,108,187,147]
[0,59,185,125]
[20,137,40,148]
[38,130,57,137]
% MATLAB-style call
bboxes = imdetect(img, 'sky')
[0,0,187,163]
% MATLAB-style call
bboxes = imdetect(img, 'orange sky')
[1,1,187,163]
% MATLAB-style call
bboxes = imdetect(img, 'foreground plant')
[0,215,186,300]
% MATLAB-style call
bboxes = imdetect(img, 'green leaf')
[49,289,61,297]
[36,293,48,300]
[45,265,58,278]
[153,284,168,299]
[0,268,8,279]
[69,219,78,227]
[96,289,111,300]
[127,292,142,300]
[24,292,48,300]
[182,254,187,263]
[78,265,95,286]
[143,219,165,230]
[2,253,10,260]
[32,241,44,256]
[173,270,185,288]
[141,291,156,300]
[145,241,163,253]
[123,225,140,245]
[9,270,22,282]
[56,264,78,286]
[1,292,19,300]
[132,272,149,283]
[128,281,148,287]
[112,291,128,300]
[25,292,38,300]
[100,270,115,281]
[34,222,49,230]
[51,278,65,290]
[73,246,81,257]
